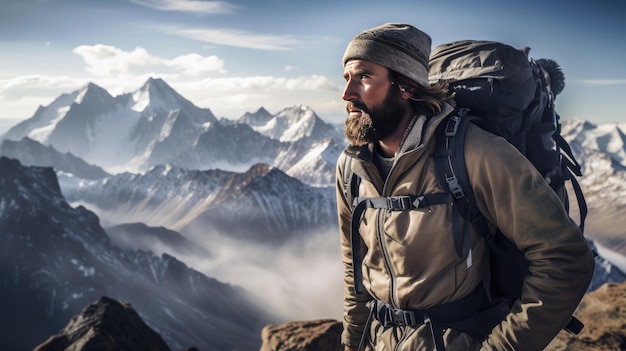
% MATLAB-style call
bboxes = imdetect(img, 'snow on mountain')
[61,162,336,243]
[245,105,344,145]
[275,137,344,187]
[0,157,274,350]
[561,118,626,258]
[1,78,343,186]
[60,164,235,230]
[0,137,109,180]
[2,89,79,143]
[183,163,336,243]
[238,106,274,126]
[1,78,218,174]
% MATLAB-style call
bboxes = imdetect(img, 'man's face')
[342,59,408,146]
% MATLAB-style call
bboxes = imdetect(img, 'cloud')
[185,228,344,321]
[166,27,303,51]
[73,44,225,77]
[130,0,236,14]
[0,75,83,99]
[579,79,626,85]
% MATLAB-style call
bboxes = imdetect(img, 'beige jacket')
[336,104,595,350]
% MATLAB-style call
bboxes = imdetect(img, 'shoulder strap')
[434,109,490,254]
[342,155,361,211]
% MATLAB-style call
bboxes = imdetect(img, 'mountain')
[243,105,344,145]
[238,106,274,127]
[561,118,626,256]
[0,137,109,180]
[105,222,211,258]
[0,157,274,351]
[1,78,343,186]
[61,162,336,243]
[2,78,219,173]
[34,296,171,351]
[183,163,336,243]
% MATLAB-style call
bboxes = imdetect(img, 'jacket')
[335,103,595,350]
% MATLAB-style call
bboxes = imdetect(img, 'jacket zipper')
[380,161,401,308]
[380,142,427,308]
[376,207,398,307]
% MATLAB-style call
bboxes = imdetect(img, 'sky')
[0,0,624,128]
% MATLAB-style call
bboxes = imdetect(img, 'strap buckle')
[383,306,418,327]
[387,196,413,211]
[446,175,465,199]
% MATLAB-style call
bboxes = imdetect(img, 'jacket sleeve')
[463,125,595,351]
[336,152,372,348]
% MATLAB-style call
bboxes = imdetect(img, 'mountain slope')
[61,163,337,242]
[0,137,109,180]
[0,157,274,351]
[561,118,626,256]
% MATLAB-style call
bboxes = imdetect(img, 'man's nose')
[342,80,357,101]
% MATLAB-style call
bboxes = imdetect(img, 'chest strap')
[350,193,453,294]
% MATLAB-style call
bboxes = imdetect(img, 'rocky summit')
[34,296,171,351]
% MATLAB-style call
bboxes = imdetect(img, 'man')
[336,23,594,351]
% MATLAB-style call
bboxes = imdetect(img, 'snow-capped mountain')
[0,137,109,180]
[0,157,273,351]
[241,104,344,145]
[238,106,274,127]
[61,163,336,243]
[1,78,344,185]
[561,118,626,256]
[2,78,219,173]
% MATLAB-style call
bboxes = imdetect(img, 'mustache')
[346,101,369,114]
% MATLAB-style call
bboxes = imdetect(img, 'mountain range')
[0,157,274,351]
[1,77,625,349]
[1,78,343,186]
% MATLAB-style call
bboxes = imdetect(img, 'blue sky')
[0,0,624,125]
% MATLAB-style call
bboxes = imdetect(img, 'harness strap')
[350,193,453,294]
[359,287,508,350]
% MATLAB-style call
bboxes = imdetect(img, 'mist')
[183,226,344,322]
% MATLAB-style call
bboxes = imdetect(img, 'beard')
[344,87,409,146]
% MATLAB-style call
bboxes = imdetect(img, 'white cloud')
[285,65,298,71]
[73,44,225,77]
[167,53,227,75]
[130,0,236,14]
[579,79,626,85]
[166,27,303,51]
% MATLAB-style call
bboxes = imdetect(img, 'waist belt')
[357,287,510,351]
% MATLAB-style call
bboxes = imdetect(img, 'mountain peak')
[75,82,114,105]
[238,106,274,126]
[132,77,189,113]
[33,296,171,351]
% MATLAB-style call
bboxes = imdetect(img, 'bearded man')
[336,23,594,351]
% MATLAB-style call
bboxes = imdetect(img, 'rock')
[33,296,171,351]
[259,319,342,351]
[548,281,626,350]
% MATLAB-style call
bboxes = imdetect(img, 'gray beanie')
[342,23,431,87]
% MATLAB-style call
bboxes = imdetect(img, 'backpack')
[343,40,587,337]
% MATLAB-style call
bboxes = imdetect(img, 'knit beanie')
[342,23,431,87]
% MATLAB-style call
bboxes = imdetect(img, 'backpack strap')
[553,132,588,231]
[434,108,487,261]
[432,108,586,335]
[350,193,453,294]
[343,156,361,212]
